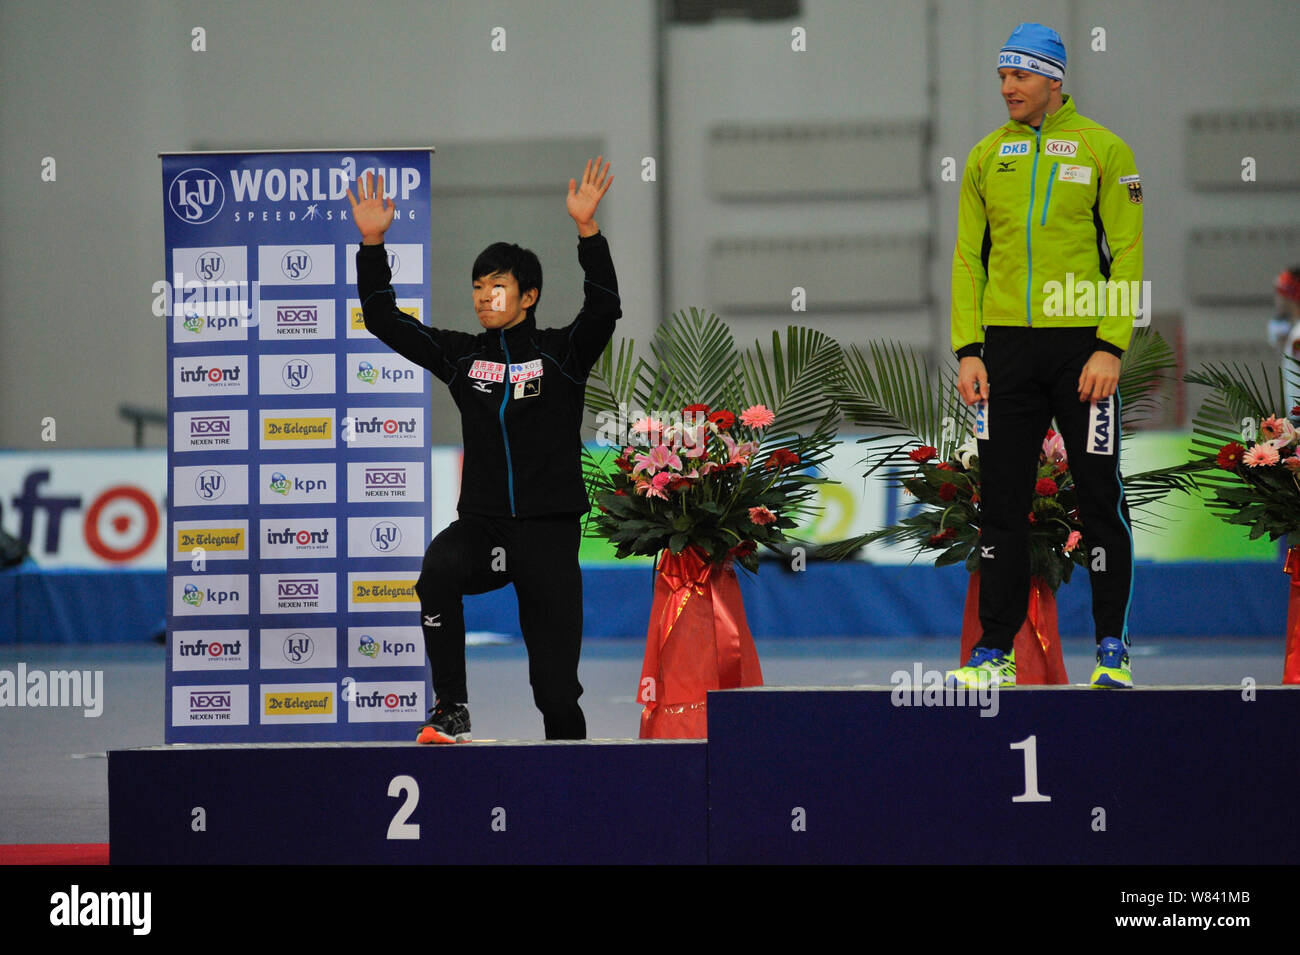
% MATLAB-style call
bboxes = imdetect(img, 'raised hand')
[346,171,395,245]
[566,156,612,237]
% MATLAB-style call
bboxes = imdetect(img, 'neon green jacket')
[950,95,1143,358]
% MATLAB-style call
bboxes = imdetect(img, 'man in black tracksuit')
[348,158,618,741]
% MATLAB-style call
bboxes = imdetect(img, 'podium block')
[109,740,706,864]
[705,686,1300,864]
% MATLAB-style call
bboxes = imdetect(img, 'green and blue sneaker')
[945,646,1016,688]
[1090,636,1133,688]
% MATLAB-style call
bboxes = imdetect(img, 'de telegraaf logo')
[168,167,225,224]
[890,663,999,718]
[281,249,312,281]
[356,360,378,385]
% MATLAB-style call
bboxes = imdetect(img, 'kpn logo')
[269,471,290,495]
[183,583,204,608]
[356,360,378,385]
[358,634,380,658]
[183,311,205,334]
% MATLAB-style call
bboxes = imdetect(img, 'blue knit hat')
[998,22,1066,80]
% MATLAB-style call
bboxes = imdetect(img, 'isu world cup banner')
[162,149,434,742]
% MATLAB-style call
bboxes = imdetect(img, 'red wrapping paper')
[1284,548,1300,685]
[637,546,763,739]
[960,571,1068,684]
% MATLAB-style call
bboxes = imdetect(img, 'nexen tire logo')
[168,168,225,224]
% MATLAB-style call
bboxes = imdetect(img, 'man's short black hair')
[472,242,542,318]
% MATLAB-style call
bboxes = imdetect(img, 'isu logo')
[281,250,312,281]
[195,470,225,500]
[281,361,313,390]
[168,168,225,223]
[195,251,226,281]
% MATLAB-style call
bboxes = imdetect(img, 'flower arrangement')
[897,428,1087,592]
[1187,357,1300,541]
[819,330,1192,576]
[583,308,842,573]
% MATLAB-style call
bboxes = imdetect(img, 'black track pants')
[975,326,1134,651]
[414,513,586,740]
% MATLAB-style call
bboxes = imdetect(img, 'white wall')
[2,0,1297,448]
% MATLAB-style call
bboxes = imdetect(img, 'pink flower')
[1283,456,1300,472]
[748,505,777,526]
[1042,430,1067,463]
[1260,416,1286,440]
[1242,443,1280,468]
[739,404,776,429]
[1064,530,1082,553]
[630,416,665,444]
[720,433,758,467]
[632,443,682,476]
[679,424,710,458]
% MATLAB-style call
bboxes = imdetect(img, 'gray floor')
[0,636,1287,844]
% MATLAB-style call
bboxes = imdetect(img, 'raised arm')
[349,172,475,384]
[562,159,621,376]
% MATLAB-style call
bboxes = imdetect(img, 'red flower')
[728,540,757,559]
[1027,511,1037,524]
[971,492,980,504]
[927,528,956,546]
[666,476,693,491]
[909,446,938,463]
[615,456,633,473]
[763,448,801,470]
[1293,405,1300,417]
[1035,478,1059,497]
[707,409,735,430]
[682,403,710,416]
[936,462,954,471]
[1216,441,1246,470]
[938,483,957,501]
[748,505,777,526]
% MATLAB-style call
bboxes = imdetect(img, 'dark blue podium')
[109,686,1300,864]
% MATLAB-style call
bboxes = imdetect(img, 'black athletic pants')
[414,513,585,740]
[976,326,1134,651]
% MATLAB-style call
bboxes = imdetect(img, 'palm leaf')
[1116,328,1175,434]
[738,325,844,441]
[833,341,974,476]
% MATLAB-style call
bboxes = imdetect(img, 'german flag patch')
[1119,174,1143,204]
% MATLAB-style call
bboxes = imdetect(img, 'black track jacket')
[355,233,621,519]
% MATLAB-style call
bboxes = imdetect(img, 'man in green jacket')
[947,22,1143,689]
